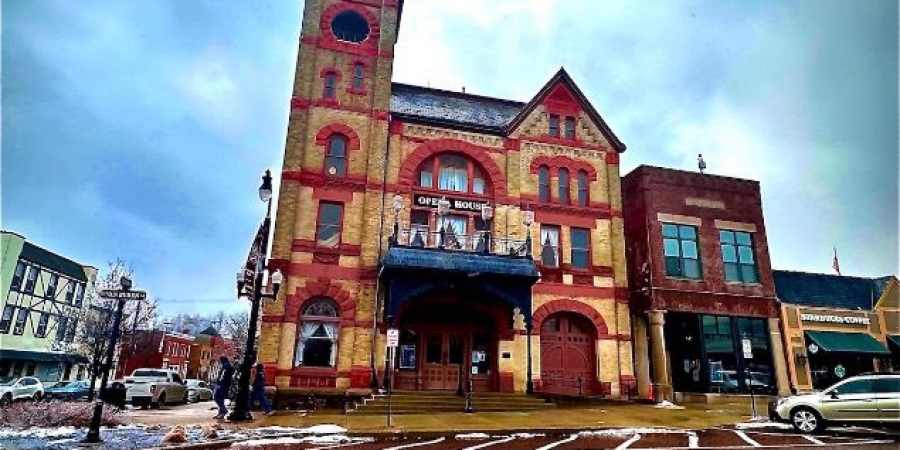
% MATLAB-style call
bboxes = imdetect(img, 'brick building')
[622,166,791,401]
[116,330,194,379]
[258,0,634,397]
[188,326,238,383]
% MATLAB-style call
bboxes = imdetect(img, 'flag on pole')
[241,220,267,297]
[832,247,841,275]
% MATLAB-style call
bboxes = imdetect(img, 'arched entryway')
[393,292,510,392]
[540,312,599,395]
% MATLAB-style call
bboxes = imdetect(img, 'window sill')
[725,281,762,287]
[289,366,338,376]
[345,87,367,96]
[665,276,705,283]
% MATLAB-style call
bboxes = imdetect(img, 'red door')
[540,313,598,395]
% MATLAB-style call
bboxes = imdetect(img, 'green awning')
[805,331,890,355]
[0,349,88,364]
[887,335,900,349]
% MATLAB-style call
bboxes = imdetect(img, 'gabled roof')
[388,68,625,152]
[390,83,524,133]
[773,270,886,310]
[198,326,220,337]
[506,68,626,152]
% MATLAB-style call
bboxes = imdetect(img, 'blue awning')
[381,247,539,324]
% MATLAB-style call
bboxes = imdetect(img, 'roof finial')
[698,153,707,174]
[462,86,466,93]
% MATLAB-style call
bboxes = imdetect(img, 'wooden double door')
[540,313,599,395]
[395,326,497,391]
[422,331,466,390]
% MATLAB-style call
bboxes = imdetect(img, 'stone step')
[353,404,555,414]
[364,397,549,406]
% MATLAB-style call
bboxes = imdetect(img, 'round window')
[331,10,370,43]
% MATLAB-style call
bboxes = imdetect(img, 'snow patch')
[302,434,353,444]
[456,432,491,439]
[233,436,305,447]
[304,424,347,435]
[512,432,545,438]
[0,426,78,438]
[654,400,685,409]
[252,425,307,434]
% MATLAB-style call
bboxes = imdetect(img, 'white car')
[185,379,213,402]
[0,377,45,406]
[123,369,188,409]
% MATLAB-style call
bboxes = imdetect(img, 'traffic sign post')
[82,280,147,446]
[386,328,398,427]
[741,338,757,418]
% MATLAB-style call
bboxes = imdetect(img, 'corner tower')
[260,0,401,390]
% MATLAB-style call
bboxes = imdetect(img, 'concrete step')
[355,392,554,414]
[353,404,555,414]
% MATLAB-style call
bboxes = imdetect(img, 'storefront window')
[294,297,340,368]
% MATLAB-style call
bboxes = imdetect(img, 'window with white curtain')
[416,153,490,195]
[438,155,468,192]
[295,297,340,368]
[440,215,468,250]
[540,225,560,267]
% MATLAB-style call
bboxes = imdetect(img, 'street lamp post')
[480,203,493,254]
[227,169,283,422]
[437,197,450,248]
[522,210,535,395]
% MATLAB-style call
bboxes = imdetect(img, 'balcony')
[390,227,529,257]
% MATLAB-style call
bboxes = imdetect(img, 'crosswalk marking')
[733,430,761,447]
[383,437,446,450]
[615,433,642,450]
[534,434,578,450]
[802,435,825,445]
[461,436,515,450]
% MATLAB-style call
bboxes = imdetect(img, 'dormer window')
[549,114,560,137]
[564,117,576,139]
[324,73,337,99]
[352,63,364,90]
[331,10,370,43]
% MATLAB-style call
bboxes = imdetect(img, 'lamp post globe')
[258,170,273,202]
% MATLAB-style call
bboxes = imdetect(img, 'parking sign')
[387,328,399,348]
[742,338,753,359]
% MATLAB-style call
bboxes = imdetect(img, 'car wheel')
[791,407,824,433]
[32,392,42,402]
[182,391,189,404]
[0,394,11,407]
[155,392,166,409]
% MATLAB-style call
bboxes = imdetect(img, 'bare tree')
[221,310,251,363]
[73,259,157,400]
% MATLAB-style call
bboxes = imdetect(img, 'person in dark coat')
[251,363,272,415]
[213,355,234,419]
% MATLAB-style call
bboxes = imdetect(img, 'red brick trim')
[315,123,361,151]
[319,67,343,82]
[317,3,381,57]
[532,299,609,335]
[291,239,362,256]
[283,278,356,323]
[529,155,598,181]
[289,96,389,119]
[397,138,508,201]
[287,262,371,281]
[389,119,404,135]
[504,138,521,150]
[533,283,616,298]
[283,168,368,194]
[605,152,619,165]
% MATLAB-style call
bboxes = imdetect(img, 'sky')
[3,0,898,316]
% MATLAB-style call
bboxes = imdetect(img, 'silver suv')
[770,373,900,433]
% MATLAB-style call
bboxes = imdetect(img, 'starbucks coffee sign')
[800,313,870,325]
[413,194,489,213]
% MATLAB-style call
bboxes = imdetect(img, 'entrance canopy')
[381,247,539,324]
[805,330,890,355]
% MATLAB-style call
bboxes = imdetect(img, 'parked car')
[0,377,45,406]
[770,372,900,433]
[123,369,188,409]
[44,380,91,401]
[185,379,213,402]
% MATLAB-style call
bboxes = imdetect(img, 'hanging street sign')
[386,328,399,348]
[99,290,147,301]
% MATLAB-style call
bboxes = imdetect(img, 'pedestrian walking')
[252,363,273,415]
[213,355,234,419]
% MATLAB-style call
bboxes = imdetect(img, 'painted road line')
[461,436,516,450]
[615,433,642,450]
[687,431,699,448]
[534,434,578,450]
[732,430,761,447]
[801,435,825,445]
[383,437,446,450]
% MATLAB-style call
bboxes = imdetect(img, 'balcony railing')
[391,227,530,257]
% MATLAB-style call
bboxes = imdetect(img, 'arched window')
[325,135,347,177]
[577,170,589,206]
[416,153,489,195]
[538,166,550,202]
[352,63,364,90]
[324,73,337,99]
[558,168,570,204]
[294,297,340,368]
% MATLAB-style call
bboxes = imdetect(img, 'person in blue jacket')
[252,363,273,415]
[213,355,234,419]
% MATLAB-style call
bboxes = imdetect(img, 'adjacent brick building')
[116,330,194,379]
[258,0,634,397]
[622,166,791,401]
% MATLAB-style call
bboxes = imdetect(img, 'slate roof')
[390,82,525,132]
[20,242,88,282]
[382,247,539,278]
[773,270,884,310]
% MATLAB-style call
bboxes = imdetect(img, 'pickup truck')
[124,369,188,409]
